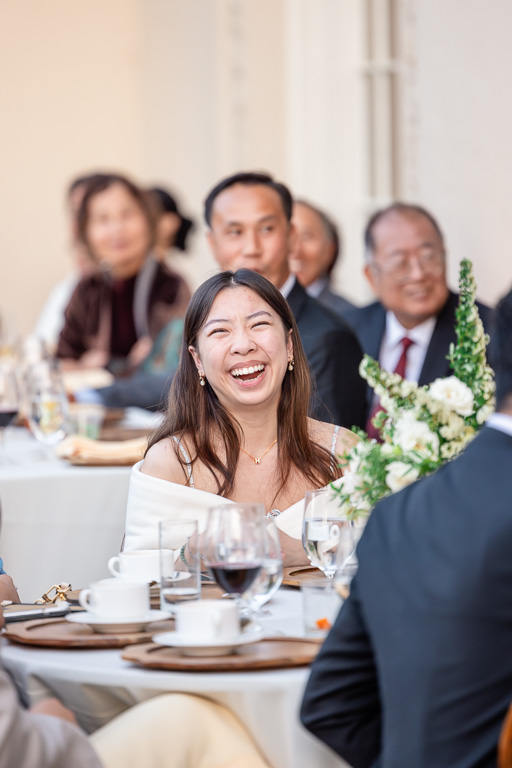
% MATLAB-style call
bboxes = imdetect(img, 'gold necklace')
[240,438,277,465]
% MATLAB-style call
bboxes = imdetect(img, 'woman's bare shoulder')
[308,418,360,457]
[140,436,190,485]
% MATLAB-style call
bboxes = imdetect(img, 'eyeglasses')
[371,250,445,282]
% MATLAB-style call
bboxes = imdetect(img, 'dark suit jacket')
[287,279,366,428]
[301,425,512,768]
[343,292,492,417]
[96,279,367,429]
[315,284,355,317]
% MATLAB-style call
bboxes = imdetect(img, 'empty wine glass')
[302,487,355,579]
[203,503,265,606]
[0,366,20,463]
[242,521,283,613]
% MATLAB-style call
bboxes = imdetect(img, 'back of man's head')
[490,287,512,412]
[204,171,293,227]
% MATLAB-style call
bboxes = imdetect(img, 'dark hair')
[67,173,105,199]
[295,199,341,277]
[147,269,339,499]
[150,187,195,252]
[204,172,293,228]
[76,173,156,257]
[364,202,445,261]
[489,287,512,410]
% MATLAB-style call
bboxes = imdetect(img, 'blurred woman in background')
[56,174,190,376]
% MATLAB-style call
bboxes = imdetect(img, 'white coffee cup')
[175,600,240,642]
[79,578,149,619]
[108,550,173,584]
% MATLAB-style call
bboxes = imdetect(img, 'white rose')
[428,376,474,417]
[393,413,440,460]
[385,461,420,493]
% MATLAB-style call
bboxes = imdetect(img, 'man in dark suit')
[289,200,355,317]
[203,171,366,428]
[343,203,492,422]
[301,289,512,768]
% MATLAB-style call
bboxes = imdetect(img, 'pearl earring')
[198,371,206,387]
[288,357,294,371]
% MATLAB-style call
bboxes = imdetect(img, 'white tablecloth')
[0,428,131,601]
[2,589,347,768]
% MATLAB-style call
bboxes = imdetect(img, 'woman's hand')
[30,698,79,726]
[61,350,109,371]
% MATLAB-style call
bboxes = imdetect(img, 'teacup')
[79,578,149,619]
[175,599,240,643]
[108,549,173,584]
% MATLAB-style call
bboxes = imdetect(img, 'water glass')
[159,519,200,612]
[301,577,343,638]
[242,521,283,610]
[335,515,368,591]
[26,363,68,451]
[0,365,19,463]
[303,488,354,578]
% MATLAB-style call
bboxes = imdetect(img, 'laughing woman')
[124,269,358,565]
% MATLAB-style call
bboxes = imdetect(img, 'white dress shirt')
[486,411,512,437]
[379,312,437,382]
[305,276,329,299]
[279,273,296,299]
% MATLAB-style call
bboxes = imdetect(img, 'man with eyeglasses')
[343,203,492,430]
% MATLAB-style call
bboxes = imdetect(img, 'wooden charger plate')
[3,616,174,649]
[282,566,325,588]
[122,636,321,672]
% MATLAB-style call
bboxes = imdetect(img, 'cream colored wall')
[412,0,512,306]
[139,0,287,291]
[1,0,511,339]
[0,0,146,335]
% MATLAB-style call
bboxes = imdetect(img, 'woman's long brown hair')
[147,270,342,499]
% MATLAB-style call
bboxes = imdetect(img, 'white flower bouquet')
[333,259,495,519]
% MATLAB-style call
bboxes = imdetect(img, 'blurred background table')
[0,427,133,601]
[2,589,347,768]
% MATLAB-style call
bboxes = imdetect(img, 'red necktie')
[366,336,414,441]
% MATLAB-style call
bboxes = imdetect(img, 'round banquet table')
[1,589,348,768]
[0,428,132,601]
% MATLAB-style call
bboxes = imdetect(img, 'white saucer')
[66,609,170,634]
[152,623,264,656]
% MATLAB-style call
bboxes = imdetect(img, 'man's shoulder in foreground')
[302,424,512,768]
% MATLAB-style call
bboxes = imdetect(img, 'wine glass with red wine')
[203,503,265,606]
[0,366,19,462]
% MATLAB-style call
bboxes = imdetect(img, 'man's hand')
[30,698,79,726]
